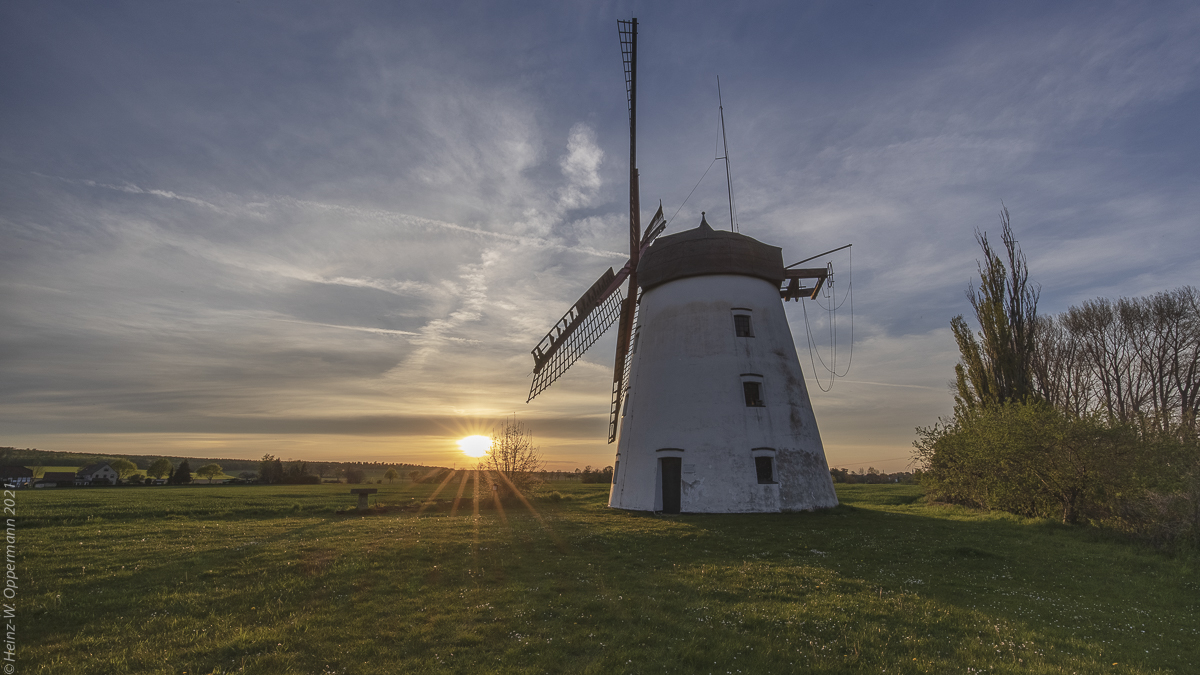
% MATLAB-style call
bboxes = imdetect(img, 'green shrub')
[916,402,1198,549]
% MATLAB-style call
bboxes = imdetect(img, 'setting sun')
[457,435,492,458]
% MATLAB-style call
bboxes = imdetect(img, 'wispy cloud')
[32,172,229,212]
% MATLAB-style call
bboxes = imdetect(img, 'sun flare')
[457,435,492,458]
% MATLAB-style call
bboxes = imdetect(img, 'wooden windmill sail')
[527,18,666,443]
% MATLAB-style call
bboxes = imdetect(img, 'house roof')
[78,463,113,476]
[40,472,76,481]
[0,466,33,478]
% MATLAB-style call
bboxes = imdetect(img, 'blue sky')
[2,1,1198,470]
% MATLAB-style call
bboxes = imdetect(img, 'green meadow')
[17,482,1199,674]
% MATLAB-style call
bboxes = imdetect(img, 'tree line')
[1034,288,1199,436]
[916,208,1199,549]
[0,447,439,485]
[830,467,917,484]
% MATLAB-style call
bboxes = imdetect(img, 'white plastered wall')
[608,274,838,512]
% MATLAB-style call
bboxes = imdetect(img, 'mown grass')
[18,482,1199,674]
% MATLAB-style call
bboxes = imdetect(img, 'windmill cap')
[637,215,785,291]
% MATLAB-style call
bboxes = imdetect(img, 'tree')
[197,463,223,484]
[258,454,284,484]
[409,470,420,483]
[384,468,399,483]
[952,207,1040,414]
[1060,287,1200,436]
[281,461,319,484]
[344,468,366,484]
[486,417,544,496]
[108,459,139,483]
[147,458,173,480]
[1031,315,1094,419]
[170,460,193,485]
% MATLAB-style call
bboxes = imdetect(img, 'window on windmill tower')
[743,381,764,407]
[734,314,753,337]
[755,456,775,484]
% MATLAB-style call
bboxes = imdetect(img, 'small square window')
[743,381,764,407]
[755,456,775,484]
[734,314,753,337]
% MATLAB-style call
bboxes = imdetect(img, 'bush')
[916,402,1189,530]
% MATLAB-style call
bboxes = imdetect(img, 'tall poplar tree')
[952,207,1040,415]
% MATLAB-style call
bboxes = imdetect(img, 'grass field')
[17,481,1199,674]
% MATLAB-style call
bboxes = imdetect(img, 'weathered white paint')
[609,272,838,512]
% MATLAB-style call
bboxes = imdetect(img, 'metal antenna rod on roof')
[717,76,737,233]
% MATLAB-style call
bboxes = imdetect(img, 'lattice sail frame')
[527,268,625,402]
[618,20,636,127]
[607,290,641,442]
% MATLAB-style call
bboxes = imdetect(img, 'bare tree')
[486,417,544,496]
[1063,298,1140,424]
[1148,287,1200,436]
[1031,315,1094,418]
[1048,286,1200,438]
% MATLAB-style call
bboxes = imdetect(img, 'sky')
[2,1,1198,471]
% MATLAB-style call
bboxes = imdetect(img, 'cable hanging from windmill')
[798,245,854,392]
[667,158,717,228]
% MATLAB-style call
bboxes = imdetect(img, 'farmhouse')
[37,471,76,488]
[76,463,118,486]
[0,466,33,487]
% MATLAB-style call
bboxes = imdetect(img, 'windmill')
[527,19,841,513]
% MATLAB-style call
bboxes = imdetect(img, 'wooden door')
[660,457,681,514]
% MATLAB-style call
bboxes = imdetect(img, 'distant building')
[37,471,76,488]
[0,466,33,487]
[76,463,118,486]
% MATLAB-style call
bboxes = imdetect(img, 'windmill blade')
[607,289,641,443]
[640,203,666,249]
[527,267,627,402]
[607,290,636,443]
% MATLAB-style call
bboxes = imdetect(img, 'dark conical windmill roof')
[636,214,785,291]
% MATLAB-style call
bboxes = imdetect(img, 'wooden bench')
[350,488,378,510]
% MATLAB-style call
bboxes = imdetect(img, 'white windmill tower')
[526,19,840,513]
